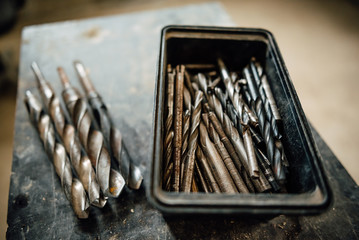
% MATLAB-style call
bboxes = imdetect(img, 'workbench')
[7,3,359,239]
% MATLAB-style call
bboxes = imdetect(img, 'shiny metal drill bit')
[218,58,258,127]
[172,65,185,192]
[196,145,220,193]
[31,63,104,207]
[243,66,259,101]
[261,74,282,126]
[73,62,142,190]
[181,91,203,193]
[24,91,90,219]
[57,69,125,197]
[199,123,237,193]
[222,113,270,192]
[214,87,228,109]
[207,122,249,193]
[241,112,259,178]
[256,148,280,192]
[250,60,280,138]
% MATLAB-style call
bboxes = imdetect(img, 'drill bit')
[256,148,280,192]
[217,59,258,127]
[196,145,220,193]
[214,87,228,110]
[57,68,125,198]
[249,60,280,139]
[163,65,175,189]
[31,63,104,207]
[73,62,143,190]
[199,123,237,193]
[207,122,249,193]
[261,73,282,127]
[194,161,210,193]
[184,70,195,97]
[180,110,191,187]
[222,113,270,192]
[172,65,185,192]
[241,112,259,178]
[207,91,224,124]
[24,90,90,219]
[181,91,203,193]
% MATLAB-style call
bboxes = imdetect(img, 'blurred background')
[0,0,358,237]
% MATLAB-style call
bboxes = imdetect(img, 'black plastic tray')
[149,25,332,215]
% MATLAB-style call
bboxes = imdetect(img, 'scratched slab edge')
[7,2,359,239]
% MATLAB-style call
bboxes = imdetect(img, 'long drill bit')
[194,161,210,193]
[196,145,220,193]
[199,122,237,193]
[181,91,203,192]
[73,62,143,190]
[180,110,191,187]
[249,60,280,139]
[31,63,104,207]
[57,68,125,198]
[163,65,175,189]
[24,90,89,219]
[172,65,185,192]
[207,122,249,193]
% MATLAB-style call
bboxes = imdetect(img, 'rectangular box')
[149,25,331,214]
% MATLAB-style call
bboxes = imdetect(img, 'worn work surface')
[7,3,359,239]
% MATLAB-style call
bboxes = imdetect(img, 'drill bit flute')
[73,61,143,190]
[24,91,89,219]
[31,62,104,207]
[57,68,125,198]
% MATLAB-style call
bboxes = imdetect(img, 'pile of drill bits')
[25,62,143,218]
[163,58,289,193]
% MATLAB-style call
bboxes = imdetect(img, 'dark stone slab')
[7,3,359,239]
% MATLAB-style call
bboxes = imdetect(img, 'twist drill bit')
[214,87,228,110]
[194,161,210,193]
[256,148,280,192]
[172,65,185,192]
[24,91,89,219]
[207,122,249,193]
[196,145,220,193]
[196,73,209,100]
[163,65,175,188]
[57,69,125,197]
[249,60,280,139]
[180,110,191,187]
[261,73,282,126]
[241,112,259,178]
[184,70,195,97]
[218,59,258,127]
[181,91,203,193]
[208,92,224,124]
[31,63,103,207]
[73,62,143,190]
[222,113,270,192]
[199,123,237,193]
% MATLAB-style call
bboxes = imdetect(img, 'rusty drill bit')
[199,122,237,193]
[207,122,249,193]
[241,112,259,178]
[172,65,185,192]
[31,63,104,207]
[181,91,203,192]
[249,60,280,139]
[162,65,175,189]
[57,68,125,198]
[180,110,191,186]
[73,62,142,190]
[196,145,220,193]
[24,91,89,219]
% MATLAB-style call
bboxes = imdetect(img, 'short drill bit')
[172,65,185,192]
[199,123,237,193]
[196,145,220,193]
[31,63,104,207]
[241,112,259,179]
[181,91,203,193]
[207,122,249,193]
[73,62,142,190]
[24,91,90,219]
[58,68,125,197]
